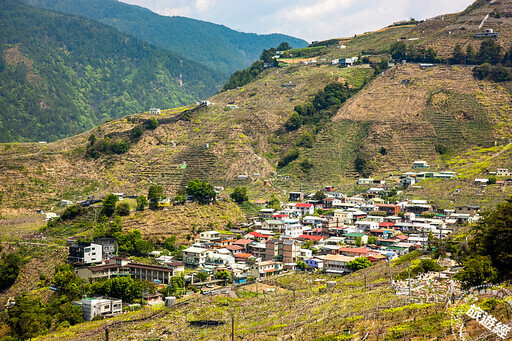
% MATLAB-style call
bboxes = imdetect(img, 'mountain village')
[60,161,506,322]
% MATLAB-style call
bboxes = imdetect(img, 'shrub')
[230,186,249,204]
[116,202,131,216]
[61,205,82,220]
[146,117,159,130]
[277,149,299,168]
[299,159,314,172]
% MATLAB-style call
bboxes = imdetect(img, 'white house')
[413,161,429,169]
[182,246,210,266]
[355,221,379,231]
[68,242,103,265]
[81,297,122,321]
[295,203,315,216]
[149,108,161,115]
[197,231,221,244]
[284,224,304,239]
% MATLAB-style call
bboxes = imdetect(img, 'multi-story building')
[182,246,210,266]
[68,242,103,265]
[92,237,118,259]
[251,260,284,279]
[264,238,301,263]
[282,239,301,263]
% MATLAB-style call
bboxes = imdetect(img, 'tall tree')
[230,186,249,204]
[466,44,477,64]
[451,44,466,64]
[148,185,165,210]
[187,179,216,204]
[100,194,119,217]
[477,39,502,64]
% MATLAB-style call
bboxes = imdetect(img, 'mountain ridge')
[0,0,224,142]
[23,0,309,76]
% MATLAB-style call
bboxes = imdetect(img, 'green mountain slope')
[0,0,224,142]
[23,0,309,76]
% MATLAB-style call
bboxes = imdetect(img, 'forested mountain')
[23,0,309,76]
[0,0,224,142]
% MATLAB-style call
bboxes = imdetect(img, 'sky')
[119,0,475,42]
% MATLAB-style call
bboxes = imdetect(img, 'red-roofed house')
[253,200,267,206]
[224,244,244,255]
[375,204,401,216]
[297,235,325,242]
[367,254,387,264]
[235,253,253,262]
[244,232,272,240]
[336,247,372,257]
[395,235,409,241]
[295,203,315,216]
[379,222,395,229]
[233,239,253,251]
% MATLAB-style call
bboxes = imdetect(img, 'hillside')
[32,262,455,341]
[23,0,309,76]
[1,0,512,213]
[0,0,223,142]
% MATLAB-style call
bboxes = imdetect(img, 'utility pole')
[408,263,411,300]
[387,258,393,288]
[231,314,235,341]
[105,328,109,341]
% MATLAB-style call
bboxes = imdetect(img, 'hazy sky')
[119,0,474,42]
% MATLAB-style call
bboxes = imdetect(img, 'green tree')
[214,269,231,281]
[488,176,497,185]
[451,44,466,64]
[277,42,292,51]
[296,260,307,271]
[196,271,209,282]
[0,253,23,291]
[277,149,300,168]
[347,257,372,271]
[107,215,123,236]
[163,236,177,252]
[471,197,512,279]
[148,184,165,210]
[187,179,216,204]
[7,295,51,340]
[312,190,326,201]
[136,195,148,211]
[466,44,476,64]
[100,193,119,217]
[390,41,407,60]
[355,237,362,247]
[266,194,281,210]
[52,265,83,300]
[455,255,498,289]
[116,202,130,216]
[284,112,302,131]
[477,39,502,64]
[504,45,512,66]
[146,117,158,130]
[168,274,185,297]
[230,186,249,204]
[61,205,83,221]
